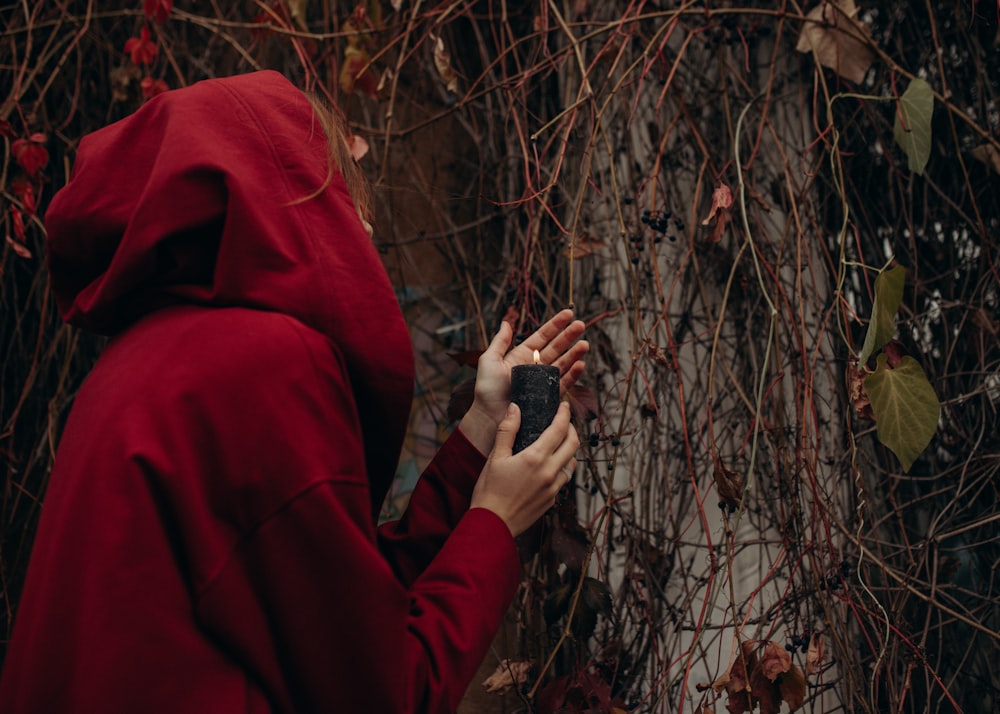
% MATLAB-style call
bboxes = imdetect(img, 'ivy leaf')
[865,354,940,472]
[893,78,933,175]
[858,265,905,365]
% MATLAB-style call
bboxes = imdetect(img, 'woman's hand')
[470,402,579,537]
[458,309,588,455]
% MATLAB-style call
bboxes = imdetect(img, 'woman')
[0,71,587,713]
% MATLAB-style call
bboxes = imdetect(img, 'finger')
[558,358,587,394]
[516,310,576,357]
[492,403,520,458]
[526,401,573,454]
[537,320,587,367]
[551,339,589,374]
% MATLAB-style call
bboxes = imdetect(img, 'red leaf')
[11,137,49,177]
[9,207,26,242]
[883,339,905,368]
[140,76,169,99]
[124,26,158,66]
[10,178,37,216]
[143,0,172,22]
[6,208,32,258]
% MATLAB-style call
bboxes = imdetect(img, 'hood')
[46,71,414,499]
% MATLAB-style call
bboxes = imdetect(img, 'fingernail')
[507,403,517,416]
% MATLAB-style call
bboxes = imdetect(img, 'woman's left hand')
[459,309,588,454]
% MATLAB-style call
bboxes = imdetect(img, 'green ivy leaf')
[865,354,940,472]
[893,77,933,175]
[859,265,906,365]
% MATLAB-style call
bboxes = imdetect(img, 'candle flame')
[533,349,541,364]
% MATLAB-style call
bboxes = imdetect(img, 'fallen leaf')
[482,659,532,694]
[795,0,875,84]
[971,143,1000,175]
[806,633,824,676]
[430,33,459,93]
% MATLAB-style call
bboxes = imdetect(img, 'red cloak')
[0,71,520,713]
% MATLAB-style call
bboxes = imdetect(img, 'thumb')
[492,403,520,457]
[484,320,514,359]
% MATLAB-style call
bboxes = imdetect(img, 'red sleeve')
[196,484,520,714]
[377,428,489,587]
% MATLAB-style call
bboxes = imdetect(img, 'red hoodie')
[0,71,520,713]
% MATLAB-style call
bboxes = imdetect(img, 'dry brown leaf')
[646,342,671,369]
[972,144,1000,175]
[795,0,875,84]
[702,184,733,225]
[562,234,607,259]
[482,658,532,694]
[430,33,458,93]
[284,0,308,31]
[847,361,873,420]
[713,459,744,510]
[758,641,792,681]
[779,664,808,710]
[806,633,825,676]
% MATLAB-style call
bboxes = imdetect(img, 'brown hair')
[301,94,373,228]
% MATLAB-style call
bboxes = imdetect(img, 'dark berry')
[623,196,633,205]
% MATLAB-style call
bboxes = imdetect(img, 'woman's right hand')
[470,401,579,537]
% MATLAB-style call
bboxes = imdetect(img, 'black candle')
[510,350,561,454]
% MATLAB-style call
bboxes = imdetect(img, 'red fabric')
[0,71,521,713]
